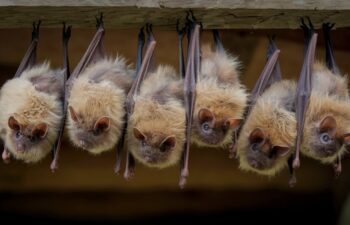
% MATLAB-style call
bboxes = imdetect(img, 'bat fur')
[0,63,64,163]
[67,57,134,154]
[127,65,185,169]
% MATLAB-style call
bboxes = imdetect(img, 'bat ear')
[198,108,214,123]
[319,115,337,136]
[8,116,21,131]
[32,123,48,139]
[342,133,350,146]
[225,118,242,129]
[249,128,265,144]
[273,145,291,157]
[93,117,111,134]
[160,135,176,152]
[133,127,146,141]
[69,106,79,122]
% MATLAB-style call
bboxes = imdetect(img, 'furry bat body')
[191,45,248,148]
[237,80,297,176]
[67,57,134,154]
[0,63,64,163]
[301,62,350,164]
[127,65,185,168]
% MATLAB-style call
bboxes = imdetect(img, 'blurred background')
[0,26,349,224]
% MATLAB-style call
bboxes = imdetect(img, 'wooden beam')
[0,1,349,29]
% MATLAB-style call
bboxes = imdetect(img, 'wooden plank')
[0,1,349,29]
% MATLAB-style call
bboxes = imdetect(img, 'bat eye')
[251,143,259,152]
[15,131,21,139]
[202,122,211,132]
[320,132,332,144]
[141,140,146,147]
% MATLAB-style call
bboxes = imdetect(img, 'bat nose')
[249,159,262,169]
[16,143,25,153]
[80,140,87,149]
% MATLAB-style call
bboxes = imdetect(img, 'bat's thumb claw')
[123,169,135,181]
[292,157,300,169]
[179,176,187,189]
[114,164,121,175]
[334,163,342,178]
[288,175,297,188]
[228,144,237,159]
[50,160,59,172]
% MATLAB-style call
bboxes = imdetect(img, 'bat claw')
[288,174,297,188]
[292,157,300,169]
[114,163,121,175]
[50,160,58,172]
[179,175,187,189]
[229,143,237,159]
[333,163,342,178]
[123,168,135,180]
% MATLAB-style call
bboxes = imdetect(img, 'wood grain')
[0,1,349,29]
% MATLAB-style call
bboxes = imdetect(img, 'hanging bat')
[0,21,67,163]
[126,25,186,170]
[236,38,297,176]
[190,29,248,148]
[65,15,134,155]
[301,21,350,172]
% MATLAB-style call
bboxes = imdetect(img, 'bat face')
[245,128,290,170]
[237,81,297,176]
[8,115,48,153]
[67,59,132,154]
[302,65,350,163]
[191,45,247,148]
[192,107,240,146]
[132,127,176,165]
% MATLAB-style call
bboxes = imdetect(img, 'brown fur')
[237,80,297,176]
[302,63,350,163]
[67,57,134,154]
[192,45,248,147]
[0,63,64,163]
[127,65,185,168]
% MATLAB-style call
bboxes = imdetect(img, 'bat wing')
[294,29,318,170]
[50,23,72,171]
[67,14,105,88]
[14,21,41,78]
[123,26,156,180]
[180,23,201,188]
[212,29,225,53]
[323,23,339,75]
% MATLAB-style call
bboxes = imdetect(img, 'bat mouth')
[247,158,264,170]
[144,155,159,164]
[317,148,337,157]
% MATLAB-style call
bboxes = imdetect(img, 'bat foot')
[2,149,11,164]
[292,157,300,169]
[288,174,297,188]
[50,160,59,173]
[228,143,237,159]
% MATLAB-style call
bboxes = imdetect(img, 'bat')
[301,21,350,174]
[0,21,66,163]
[126,25,186,170]
[190,29,248,148]
[65,15,134,156]
[236,38,297,177]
